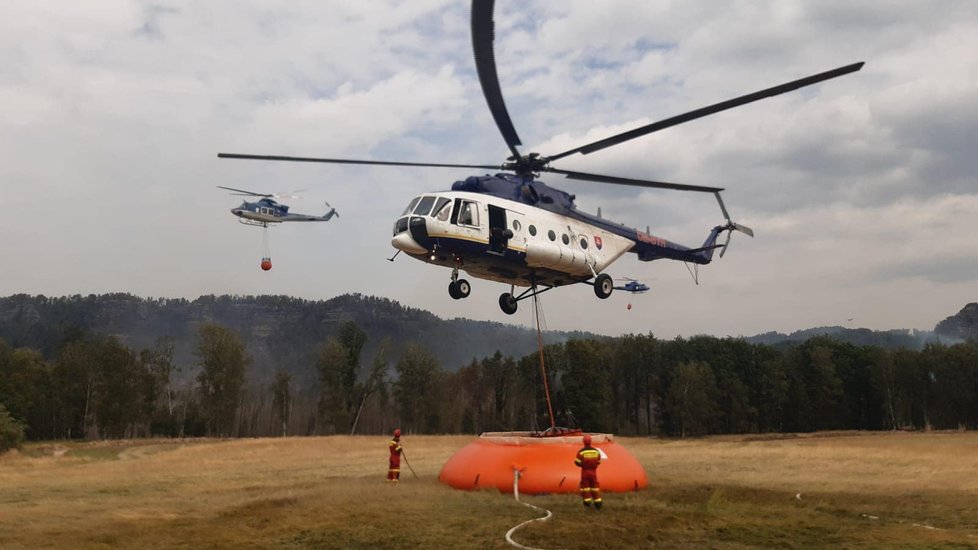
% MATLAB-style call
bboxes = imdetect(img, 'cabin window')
[528,224,537,236]
[561,234,570,245]
[548,230,556,242]
[432,198,452,221]
[579,237,588,250]
[457,200,480,227]
[393,217,409,235]
[512,220,521,232]
[401,197,420,216]
[414,196,436,216]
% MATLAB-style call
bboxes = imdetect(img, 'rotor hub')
[503,152,546,177]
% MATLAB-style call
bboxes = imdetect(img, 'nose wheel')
[449,279,471,300]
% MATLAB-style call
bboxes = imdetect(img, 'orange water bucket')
[439,432,648,494]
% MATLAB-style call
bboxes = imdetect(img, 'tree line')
[2,323,976,450]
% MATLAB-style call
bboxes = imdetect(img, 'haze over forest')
[1,292,976,449]
[1,293,973,381]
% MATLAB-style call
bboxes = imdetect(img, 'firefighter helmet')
[393,428,401,438]
[583,434,592,446]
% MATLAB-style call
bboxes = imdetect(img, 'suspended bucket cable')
[532,292,556,432]
[260,226,272,271]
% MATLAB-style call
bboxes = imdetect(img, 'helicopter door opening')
[487,204,510,254]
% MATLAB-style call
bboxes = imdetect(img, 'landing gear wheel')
[594,273,613,299]
[499,293,518,315]
[448,281,461,300]
[456,279,471,298]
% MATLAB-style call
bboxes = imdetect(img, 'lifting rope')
[505,469,565,550]
[532,292,557,431]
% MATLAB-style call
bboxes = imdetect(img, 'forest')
[2,318,976,451]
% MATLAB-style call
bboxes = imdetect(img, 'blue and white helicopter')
[218,186,338,227]
[218,0,862,314]
[614,278,650,294]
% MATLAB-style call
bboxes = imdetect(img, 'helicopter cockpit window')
[432,198,452,221]
[457,200,480,227]
[401,197,421,216]
[394,217,409,235]
[413,196,436,216]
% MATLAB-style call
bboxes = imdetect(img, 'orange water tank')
[439,432,648,494]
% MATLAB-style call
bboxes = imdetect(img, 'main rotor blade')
[216,185,272,197]
[545,62,865,163]
[546,167,724,193]
[218,153,500,171]
[472,0,522,160]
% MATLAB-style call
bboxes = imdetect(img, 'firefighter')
[574,433,602,509]
[387,428,403,482]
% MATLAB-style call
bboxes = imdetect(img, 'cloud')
[1,0,976,340]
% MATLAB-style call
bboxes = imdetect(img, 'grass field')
[2,432,977,549]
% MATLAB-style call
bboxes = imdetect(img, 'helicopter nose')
[391,232,427,254]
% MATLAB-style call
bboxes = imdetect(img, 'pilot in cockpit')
[459,203,474,225]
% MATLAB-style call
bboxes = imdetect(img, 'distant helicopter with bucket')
[218,0,863,314]
[614,278,650,294]
[218,185,338,271]
[218,186,338,227]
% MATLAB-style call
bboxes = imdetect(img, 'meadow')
[1,432,977,549]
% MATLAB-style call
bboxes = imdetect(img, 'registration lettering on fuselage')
[635,231,666,247]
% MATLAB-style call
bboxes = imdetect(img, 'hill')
[0,293,593,384]
[934,302,978,342]
[745,326,938,349]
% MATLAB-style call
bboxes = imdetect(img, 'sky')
[1,0,976,339]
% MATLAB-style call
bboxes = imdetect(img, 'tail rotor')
[325,201,339,218]
[714,192,754,258]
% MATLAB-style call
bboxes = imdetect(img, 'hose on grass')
[505,469,565,550]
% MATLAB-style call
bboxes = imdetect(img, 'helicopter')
[614,278,650,294]
[218,185,338,227]
[218,0,863,315]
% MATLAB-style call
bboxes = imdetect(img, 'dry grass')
[1,432,977,549]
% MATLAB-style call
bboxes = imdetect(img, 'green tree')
[0,403,26,452]
[350,341,389,435]
[195,324,250,436]
[0,340,52,440]
[271,369,292,437]
[52,339,99,439]
[663,361,717,437]
[88,337,142,438]
[560,339,613,432]
[315,321,368,434]
[393,344,443,433]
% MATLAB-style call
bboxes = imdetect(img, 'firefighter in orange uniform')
[387,428,403,482]
[574,434,602,509]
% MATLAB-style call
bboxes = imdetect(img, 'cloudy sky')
[2,0,976,339]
